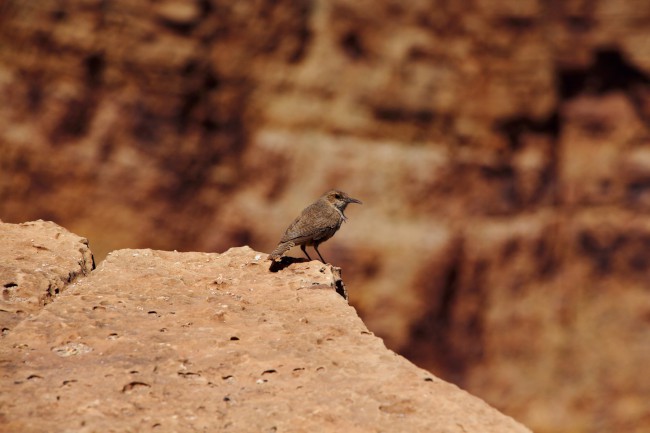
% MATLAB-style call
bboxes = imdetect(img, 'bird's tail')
[267,241,294,261]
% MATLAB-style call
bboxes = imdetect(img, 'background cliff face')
[1,1,649,432]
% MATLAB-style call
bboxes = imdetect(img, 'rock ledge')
[0,221,530,432]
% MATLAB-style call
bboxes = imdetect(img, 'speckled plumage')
[268,190,362,262]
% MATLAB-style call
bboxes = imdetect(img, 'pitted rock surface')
[0,228,530,432]
[0,220,94,334]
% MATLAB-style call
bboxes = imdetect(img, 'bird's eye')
[334,193,341,199]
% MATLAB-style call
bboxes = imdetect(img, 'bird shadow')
[268,256,310,272]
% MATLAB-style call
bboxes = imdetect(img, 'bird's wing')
[280,203,339,243]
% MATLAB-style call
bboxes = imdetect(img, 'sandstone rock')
[0,222,530,433]
[0,220,94,335]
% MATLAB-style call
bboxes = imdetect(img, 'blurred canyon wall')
[1,1,650,432]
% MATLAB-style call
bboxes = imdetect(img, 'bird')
[268,190,362,263]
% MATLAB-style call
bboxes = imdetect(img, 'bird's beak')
[347,197,362,205]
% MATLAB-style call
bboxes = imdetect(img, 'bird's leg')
[300,244,312,261]
[313,243,326,263]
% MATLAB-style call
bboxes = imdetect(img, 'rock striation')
[0,221,530,432]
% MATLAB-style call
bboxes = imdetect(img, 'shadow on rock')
[268,256,309,272]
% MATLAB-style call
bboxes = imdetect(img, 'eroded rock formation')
[0,221,530,432]
[0,220,94,333]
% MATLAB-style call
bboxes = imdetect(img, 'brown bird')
[268,190,362,263]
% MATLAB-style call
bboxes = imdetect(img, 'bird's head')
[324,190,362,211]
